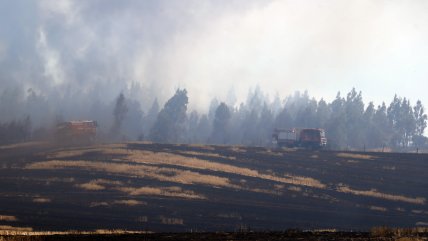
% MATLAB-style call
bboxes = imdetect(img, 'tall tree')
[387,96,416,148]
[150,89,188,143]
[258,103,275,146]
[326,92,346,149]
[387,95,402,148]
[211,102,231,144]
[143,98,160,138]
[401,98,416,148]
[372,102,391,148]
[413,100,428,147]
[110,93,128,138]
[413,100,427,136]
[345,88,365,148]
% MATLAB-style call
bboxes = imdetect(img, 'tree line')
[145,88,427,151]
[0,87,427,151]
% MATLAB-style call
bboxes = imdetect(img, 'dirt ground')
[0,141,427,232]
[0,231,427,241]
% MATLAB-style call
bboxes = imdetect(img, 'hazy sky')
[1,0,428,111]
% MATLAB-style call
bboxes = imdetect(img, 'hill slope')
[0,142,427,231]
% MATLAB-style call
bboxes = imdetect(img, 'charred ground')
[0,142,427,232]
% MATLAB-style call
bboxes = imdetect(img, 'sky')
[1,0,428,113]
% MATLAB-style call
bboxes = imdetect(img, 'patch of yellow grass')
[178,151,236,160]
[77,179,124,191]
[0,215,17,222]
[29,146,327,192]
[0,141,48,150]
[288,186,302,192]
[370,206,387,212]
[32,145,328,198]
[127,150,326,189]
[33,197,51,203]
[337,153,374,160]
[411,210,424,214]
[45,177,75,183]
[263,150,283,157]
[78,182,105,191]
[0,225,33,232]
[230,146,246,153]
[0,229,149,235]
[113,200,146,206]
[346,160,359,164]
[117,186,205,200]
[337,185,425,205]
[27,160,233,188]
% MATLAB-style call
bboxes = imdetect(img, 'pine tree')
[149,89,188,143]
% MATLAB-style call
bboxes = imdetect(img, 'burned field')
[0,142,427,232]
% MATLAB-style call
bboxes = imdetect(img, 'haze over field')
[1,0,428,111]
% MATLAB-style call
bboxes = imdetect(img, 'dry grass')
[337,153,374,160]
[412,210,428,215]
[370,227,428,239]
[46,145,327,191]
[32,197,51,203]
[369,206,387,212]
[112,200,145,206]
[0,226,32,232]
[288,186,302,192]
[77,179,123,191]
[346,160,359,164]
[27,160,233,188]
[117,186,205,200]
[28,147,327,192]
[0,229,148,236]
[78,182,105,191]
[229,146,246,153]
[337,185,426,205]
[126,150,326,189]
[177,151,236,160]
[0,216,17,222]
[0,141,47,150]
[261,149,283,156]
[91,200,147,207]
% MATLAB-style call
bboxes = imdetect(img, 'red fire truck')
[55,120,97,145]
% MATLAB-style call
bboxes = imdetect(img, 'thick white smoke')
[1,0,428,126]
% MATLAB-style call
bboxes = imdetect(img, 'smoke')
[1,0,428,128]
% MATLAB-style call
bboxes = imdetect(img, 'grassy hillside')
[0,142,427,232]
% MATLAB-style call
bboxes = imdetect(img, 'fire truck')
[55,120,98,145]
[272,128,327,149]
